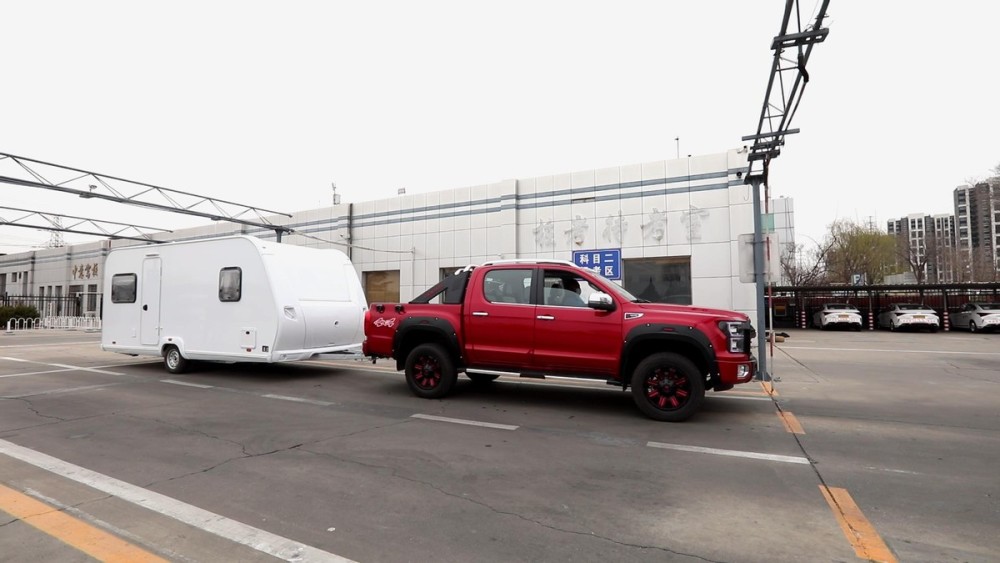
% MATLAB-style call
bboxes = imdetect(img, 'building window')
[363,270,400,303]
[219,267,242,302]
[111,274,137,303]
[439,267,464,281]
[87,284,98,313]
[623,257,692,305]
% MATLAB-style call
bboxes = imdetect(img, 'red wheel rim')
[643,366,690,410]
[413,355,442,389]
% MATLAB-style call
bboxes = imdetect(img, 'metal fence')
[1,293,102,318]
[5,316,102,332]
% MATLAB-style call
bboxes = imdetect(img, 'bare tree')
[780,242,831,286]
[895,235,931,284]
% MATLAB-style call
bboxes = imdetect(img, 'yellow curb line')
[820,485,898,563]
[0,483,166,563]
[778,411,805,434]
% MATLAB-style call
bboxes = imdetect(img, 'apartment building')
[954,182,1000,280]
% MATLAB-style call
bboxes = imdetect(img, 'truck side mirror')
[587,292,615,312]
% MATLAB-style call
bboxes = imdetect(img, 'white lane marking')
[0,367,124,379]
[262,394,336,407]
[0,356,124,376]
[0,341,99,349]
[0,438,355,563]
[48,363,124,375]
[864,466,922,475]
[779,345,1000,357]
[411,413,519,431]
[0,369,79,379]
[4,383,120,399]
[647,441,811,465]
[161,379,214,389]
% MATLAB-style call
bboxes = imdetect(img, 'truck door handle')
[143,305,148,311]
[536,315,555,321]
[472,311,489,317]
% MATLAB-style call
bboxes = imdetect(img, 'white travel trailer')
[101,236,367,373]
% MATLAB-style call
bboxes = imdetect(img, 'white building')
[1,148,792,328]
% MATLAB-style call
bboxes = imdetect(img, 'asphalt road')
[0,328,997,562]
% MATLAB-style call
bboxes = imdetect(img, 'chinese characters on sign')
[572,249,621,280]
[72,263,100,280]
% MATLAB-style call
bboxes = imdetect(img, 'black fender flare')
[620,324,717,390]
[393,317,463,371]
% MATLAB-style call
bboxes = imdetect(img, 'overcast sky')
[2,1,998,253]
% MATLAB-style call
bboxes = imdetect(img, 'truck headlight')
[718,321,753,354]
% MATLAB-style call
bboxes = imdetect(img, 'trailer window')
[219,267,242,302]
[111,274,137,303]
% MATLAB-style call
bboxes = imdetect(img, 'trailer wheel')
[630,352,704,422]
[405,344,457,399]
[163,345,189,374]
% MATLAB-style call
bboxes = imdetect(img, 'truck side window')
[543,270,592,307]
[111,274,137,303]
[483,269,532,304]
[219,267,242,302]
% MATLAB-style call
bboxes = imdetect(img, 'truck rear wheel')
[405,344,457,399]
[163,345,189,374]
[630,353,705,422]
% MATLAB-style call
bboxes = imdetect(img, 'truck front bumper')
[717,355,756,385]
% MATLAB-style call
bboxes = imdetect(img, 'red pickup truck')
[363,260,756,421]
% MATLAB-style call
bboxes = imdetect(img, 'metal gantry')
[743,0,831,380]
[744,0,830,177]
[0,205,172,243]
[0,152,294,241]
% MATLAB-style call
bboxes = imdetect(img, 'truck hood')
[629,302,749,322]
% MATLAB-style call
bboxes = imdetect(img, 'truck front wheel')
[630,353,705,422]
[404,344,457,399]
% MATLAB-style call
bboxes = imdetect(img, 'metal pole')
[750,176,770,381]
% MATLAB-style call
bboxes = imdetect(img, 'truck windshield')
[589,271,639,302]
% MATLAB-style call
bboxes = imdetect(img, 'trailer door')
[140,257,162,345]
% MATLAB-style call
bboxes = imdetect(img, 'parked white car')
[813,303,863,331]
[877,303,940,332]
[950,303,1000,333]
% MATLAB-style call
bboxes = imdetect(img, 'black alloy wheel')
[630,352,705,422]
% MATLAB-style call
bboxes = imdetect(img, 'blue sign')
[573,249,621,280]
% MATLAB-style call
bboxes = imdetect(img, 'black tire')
[930,326,939,333]
[163,345,189,374]
[466,372,500,385]
[404,344,458,399]
[630,352,705,422]
[970,322,977,333]
[889,322,896,332]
